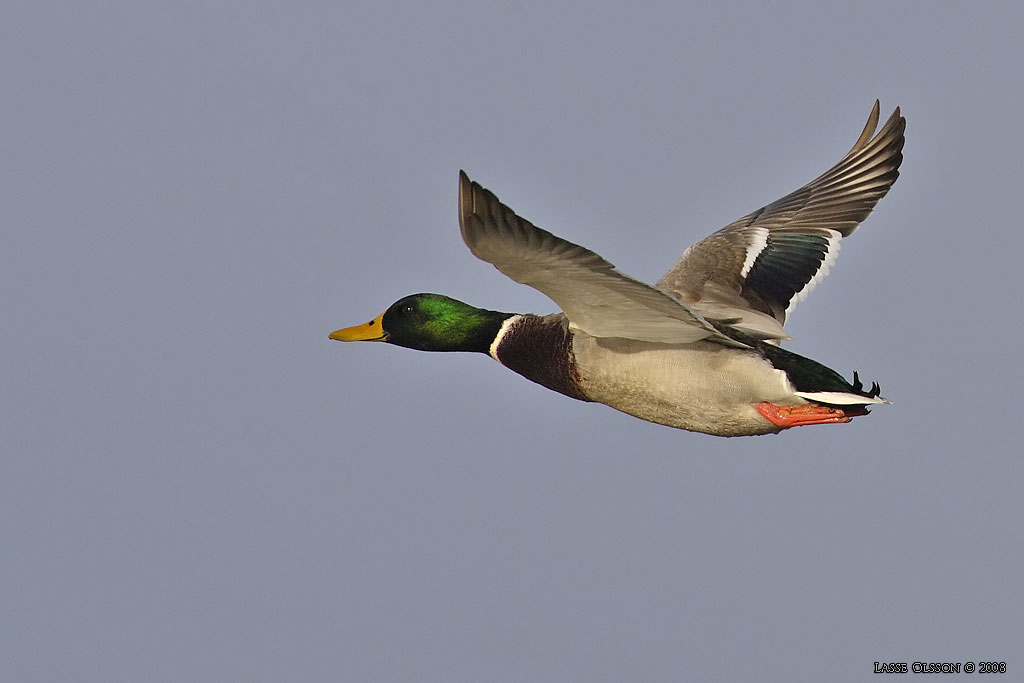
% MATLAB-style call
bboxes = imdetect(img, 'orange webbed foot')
[756,402,868,428]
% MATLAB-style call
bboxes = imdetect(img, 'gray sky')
[3,3,1021,682]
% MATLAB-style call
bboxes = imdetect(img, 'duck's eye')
[402,305,414,314]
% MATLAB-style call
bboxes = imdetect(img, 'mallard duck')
[332,101,905,436]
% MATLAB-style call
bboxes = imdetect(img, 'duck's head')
[330,293,511,353]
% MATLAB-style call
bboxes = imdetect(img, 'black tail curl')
[851,371,882,399]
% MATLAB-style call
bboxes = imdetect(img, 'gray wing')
[657,101,906,325]
[458,171,742,346]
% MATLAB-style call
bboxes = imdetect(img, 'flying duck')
[331,102,905,436]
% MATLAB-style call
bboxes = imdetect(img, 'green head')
[329,293,512,353]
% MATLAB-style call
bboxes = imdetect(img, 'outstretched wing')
[458,171,742,346]
[657,101,905,325]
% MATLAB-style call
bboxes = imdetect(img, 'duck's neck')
[454,308,516,354]
[489,314,589,402]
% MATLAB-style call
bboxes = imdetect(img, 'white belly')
[571,336,798,436]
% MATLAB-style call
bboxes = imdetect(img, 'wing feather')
[657,101,905,325]
[458,172,743,346]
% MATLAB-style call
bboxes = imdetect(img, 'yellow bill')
[329,312,387,342]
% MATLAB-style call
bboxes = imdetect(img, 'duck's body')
[332,102,905,437]
[488,313,879,436]
[494,314,792,435]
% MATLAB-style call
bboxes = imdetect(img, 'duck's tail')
[758,342,890,407]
